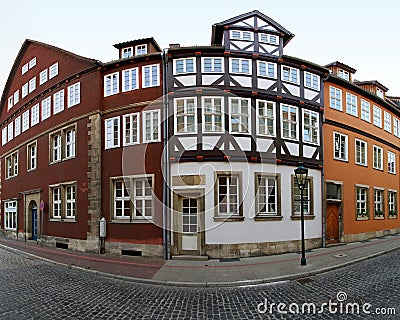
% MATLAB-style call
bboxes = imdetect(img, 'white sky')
[1,0,400,96]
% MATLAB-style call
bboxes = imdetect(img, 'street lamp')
[294,163,308,266]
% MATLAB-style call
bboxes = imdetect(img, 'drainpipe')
[162,48,171,260]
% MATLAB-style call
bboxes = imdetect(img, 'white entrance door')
[180,198,199,252]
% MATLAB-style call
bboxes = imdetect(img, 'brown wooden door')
[326,203,340,244]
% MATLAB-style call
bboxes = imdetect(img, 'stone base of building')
[203,237,322,259]
[342,228,400,243]
[105,241,163,257]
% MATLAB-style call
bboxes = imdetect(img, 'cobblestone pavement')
[0,246,398,320]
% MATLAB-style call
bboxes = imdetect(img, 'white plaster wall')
[171,162,322,245]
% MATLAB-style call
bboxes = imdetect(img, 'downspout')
[321,75,329,248]
[162,48,171,259]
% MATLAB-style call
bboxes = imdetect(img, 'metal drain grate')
[296,277,314,285]
[219,258,240,262]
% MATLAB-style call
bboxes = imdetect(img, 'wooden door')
[326,203,340,244]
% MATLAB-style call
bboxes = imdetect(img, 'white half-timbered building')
[165,10,327,258]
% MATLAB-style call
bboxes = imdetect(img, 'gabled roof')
[0,39,99,112]
[211,10,294,46]
[354,79,389,92]
[324,61,357,74]
[113,37,161,52]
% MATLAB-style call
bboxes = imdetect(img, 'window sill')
[110,219,153,224]
[254,215,282,221]
[214,216,244,222]
[355,163,368,167]
[388,216,398,219]
[291,215,315,220]
[374,216,385,220]
[333,158,348,163]
[282,80,299,86]
[356,216,369,221]
[49,156,76,165]
[49,219,77,223]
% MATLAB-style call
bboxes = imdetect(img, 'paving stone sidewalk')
[0,233,399,287]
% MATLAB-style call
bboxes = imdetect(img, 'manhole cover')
[296,277,314,285]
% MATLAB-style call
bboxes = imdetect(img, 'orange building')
[324,61,400,244]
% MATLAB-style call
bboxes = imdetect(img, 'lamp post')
[294,163,308,266]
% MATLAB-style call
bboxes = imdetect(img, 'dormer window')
[376,88,384,99]
[231,30,253,41]
[122,47,133,59]
[259,33,278,45]
[135,44,147,55]
[338,69,350,81]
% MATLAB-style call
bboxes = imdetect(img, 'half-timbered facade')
[324,62,400,244]
[166,11,326,258]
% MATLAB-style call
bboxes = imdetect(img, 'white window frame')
[41,97,51,121]
[360,99,370,122]
[388,151,396,174]
[67,82,80,107]
[217,174,240,216]
[122,68,139,92]
[13,90,19,105]
[135,44,147,56]
[22,83,28,98]
[104,72,119,97]
[65,185,76,219]
[304,72,319,90]
[113,179,131,219]
[143,110,160,143]
[373,145,383,170]
[374,189,384,217]
[4,201,17,230]
[29,57,36,69]
[258,33,278,45]
[14,116,21,137]
[105,117,120,149]
[282,66,299,84]
[2,127,7,146]
[373,105,382,128]
[174,97,197,134]
[257,61,276,78]
[256,174,280,216]
[39,69,48,85]
[22,110,30,132]
[173,58,196,74]
[201,57,224,73]
[302,109,319,145]
[27,141,37,171]
[281,104,298,140]
[333,132,348,161]
[51,133,62,163]
[230,58,251,75]
[28,77,36,93]
[256,100,275,137]
[376,88,384,99]
[7,122,13,142]
[346,93,358,117]
[122,47,133,58]
[229,97,250,134]
[31,104,40,126]
[53,89,65,114]
[142,64,160,88]
[230,30,253,41]
[355,139,367,166]
[65,128,76,159]
[329,86,342,111]
[22,63,29,75]
[338,69,350,81]
[393,117,400,137]
[49,62,59,79]
[384,111,392,133]
[52,186,62,218]
[202,97,224,133]
[8,96,13,110]
[123,113,140,146]
[5,151,18,179]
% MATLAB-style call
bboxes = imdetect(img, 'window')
[122,68,138,92]
[5,151,18,179]
[142,64,160,88]
[174,58,195,74]
[292,177,313,216]
[338,69,350,81]
[31,104,39,126]
[53,89,65,114]
[49,62,58,79]
[281,105,298,140]
[394,118,400,138]
[229,98,250,133]
[27,141,37,171]
[388,151,396,174]
[7,122,13,142]
[50,183,76,219]
[304,72,319,90]
[105,117,120,149]
[104,72,119,97]
[202,58,223,73]
[373,106,382,128]
[334,132,348,161]
[388,191,397,217]
[13,90,19,106]
[8,96,13,110]
[203,97,224,133]
[256,174,280,216]
[217,174,240,216]
[112,176,154,220]
[374,189,384,217]
[22,63,29,75]
[230,58,251,74]
[384,111,391,133]
[175,98,197,134]
[29,57,36,69]
[135,44,147,55]
[282,66,299,84]
[355,139,367,166]
[373,145,383,170]
[123,113,139,146]
[14,116,21,137]
[303,110,319,144]
[28,77,36,93]
[257,61,276,78]
[22,83,28,98]
[67,82,80,107]
[231,30,252,40]
[4,201,17,230]
[360,99,370,122]
[122,47,133,58]
[22,110,30,132]
[39,69,48,85]
[1,127,7,146]
[50,126,76,163]
[376,88,384,99]
[41,97,51,120]
[259,33,278,44]
[356,187,369,218]
[143,110,160,143]
[256,100,275,136]
[346,93,357,117]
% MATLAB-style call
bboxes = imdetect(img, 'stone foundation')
[343,228,400,243]
[204,237,322,258]
[105,241,163,257]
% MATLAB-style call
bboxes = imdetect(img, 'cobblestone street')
[0,246,398,319]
